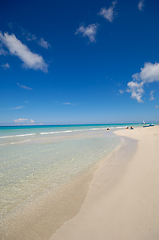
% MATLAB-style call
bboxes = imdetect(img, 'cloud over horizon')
[14,118,35,124]
[0,32,48,72]
[98,1,117,22]
[127,62,159,102]
[75,24,98,42]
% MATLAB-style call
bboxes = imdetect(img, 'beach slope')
[50,126,159,240]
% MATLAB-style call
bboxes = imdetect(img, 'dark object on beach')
[130,126,134,129]
[107,128,110,130]
[126,127,129,129]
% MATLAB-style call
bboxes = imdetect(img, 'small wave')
[40,130,73,135]
[0,135,14,139]
[63,130,73,133]
[40,131,59,135]
[89,128,109,131]
[0,133,36,139]
[89,128,101,131]
[15,133,36,137]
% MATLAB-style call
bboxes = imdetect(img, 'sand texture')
[50,126,159,240]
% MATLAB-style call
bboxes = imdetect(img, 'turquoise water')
[0,123,143,238]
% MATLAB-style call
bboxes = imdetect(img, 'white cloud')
[127,81,144,102]
[138,0,144,10]
[1,63,10,70]
[14,118,28,123]
[127,62,159,102]
[150,90,155,101]
[75,24,98,42]
[138,62,159,83]
[119,89,124,94]
[17,82,32,90]
[0,32,48,72]
[14,118,35,125]
[98,1,117,22]
[38,38,50,49]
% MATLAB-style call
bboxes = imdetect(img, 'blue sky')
[0,0,159,125]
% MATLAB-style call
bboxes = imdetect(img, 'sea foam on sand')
[50,126,159,240]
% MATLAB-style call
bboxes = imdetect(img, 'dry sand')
[50,126,159,240]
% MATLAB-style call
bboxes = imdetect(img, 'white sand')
[50,126,159,240]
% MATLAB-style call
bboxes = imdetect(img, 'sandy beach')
[50,126,159,240]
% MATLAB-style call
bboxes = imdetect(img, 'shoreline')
[0,131,121,240]
[50,126,159,240]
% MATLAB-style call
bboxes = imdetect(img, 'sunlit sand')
[50,126,159,240]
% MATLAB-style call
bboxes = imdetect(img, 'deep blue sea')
[0,123,143,239]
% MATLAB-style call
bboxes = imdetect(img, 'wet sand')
[50,126,159,240]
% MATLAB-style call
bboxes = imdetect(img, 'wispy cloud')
[26,33,37,41]
[21,27,50,49]
[10,24,51,49]
[0,45,8,55]
[119,89,124,94]
[127,62,159,102]
[150,90,155,101]
[1,63,10,70]
[1,106,25,110]
[63,102,77,106]
[138,0,144,10]
[98,1,117,23]
[11,106,25,110]
[14,118,28,123]
[63,102,73,105]
[0,32,48,72]
[17,82,32,90]
[38,38,50,49]
[75,24,98,42]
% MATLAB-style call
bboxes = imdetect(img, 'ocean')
[0,123,142,239]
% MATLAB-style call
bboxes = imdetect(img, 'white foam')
[15,133,36,137]
[40,130,73,135]
[0,133,36,139]
[0,135,14,139]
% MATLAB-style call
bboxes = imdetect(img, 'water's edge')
[50,134,138,240]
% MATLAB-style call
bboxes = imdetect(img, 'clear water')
[0,123,142,238]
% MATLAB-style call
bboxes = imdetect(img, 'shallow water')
[0,124,140,239]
